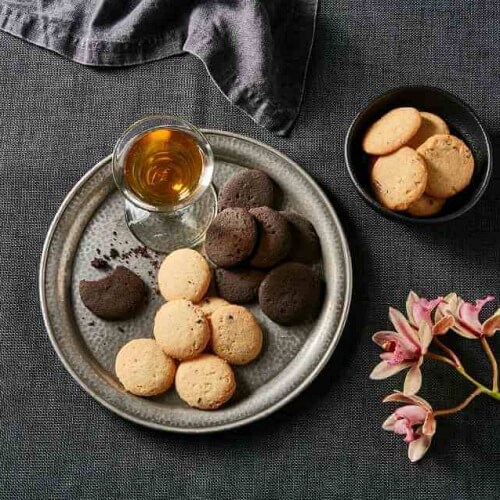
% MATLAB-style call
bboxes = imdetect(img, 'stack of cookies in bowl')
[363,107,475,217]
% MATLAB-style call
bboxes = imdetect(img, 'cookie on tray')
[280,211,321,264]
[153,300,210,360]
[259,262,322,326]
[175,354,236,410]
[210,305,263,365]
[370,147,428,211]
[362,107,422,155]
[218,169,275,211]
[158,248,211,302]
[197,296,231,318]
[417,134,474,199]
[214,267,266,304]
[205,208,258,267]
[407,112,450,149]
[248,207,291,268]
[79,266,147,320]
[115,339,176,397]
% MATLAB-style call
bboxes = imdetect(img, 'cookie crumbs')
[109,248,120,259]
[90,257,110,270]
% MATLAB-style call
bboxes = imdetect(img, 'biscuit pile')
[363,107,475,216]
[114,248,263,410]
[204,169,323,325]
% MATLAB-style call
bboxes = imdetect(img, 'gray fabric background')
[1,1,499,498]
[0,0,318,135]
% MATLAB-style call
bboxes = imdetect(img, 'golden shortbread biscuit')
[153,300,210,360]
[115,338,176,397]
[407,194,445,217]
[175,354,236,410]
[370,147,428,211]
[210,305,263,365]
[417,134,474,199]
[158,248,211,302]
[407,112,450,149]
[197,296,231,318]
[362,107,422,155]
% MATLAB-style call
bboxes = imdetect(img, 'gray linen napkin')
[0,0,318,135]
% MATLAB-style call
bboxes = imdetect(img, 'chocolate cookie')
[79,266,147,320]
[218,169,274,211]
[205,208,257,267]
[280,211,321,264]
[215,267,266,304]
[258,263,322,325]
[248,207,291,268]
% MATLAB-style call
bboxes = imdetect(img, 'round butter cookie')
[158,249,211,302]
[362,107,422,155]
[407,112,450,149]
[210,305,263,365]
[197,296,231,317]
[115,339,176,397]
[153,300,210,360]
[407,194,445,217]
[175,354,236,410]
[417,134,474,199]
[370,147,428,211]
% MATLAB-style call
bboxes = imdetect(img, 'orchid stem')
[434,388,482,417]
[425,351,500,400]
[480,337,499,392]
[425,351,455,368]
[433,338,462,367]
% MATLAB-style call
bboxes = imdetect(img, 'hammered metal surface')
[40,131,352,432]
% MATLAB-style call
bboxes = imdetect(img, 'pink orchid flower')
[406,291,453,335]
[370,308,432,395]
[383,392,436,463]
[436,293,500,339]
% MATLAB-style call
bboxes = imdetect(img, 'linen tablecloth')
[1,1,499,498]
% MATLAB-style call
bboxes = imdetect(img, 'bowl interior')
[345,87,491,222]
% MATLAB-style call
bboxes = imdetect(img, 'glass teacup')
[112,115,217,253]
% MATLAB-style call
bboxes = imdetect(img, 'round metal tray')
[39,130,352,433]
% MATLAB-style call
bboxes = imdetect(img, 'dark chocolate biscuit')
[218,169,274,211]
[280,211,321,264]
[215,267,267,304]
[79,266,147,320]
[258,263,322,325]
[248,207,291,268]
[205,208,257,267]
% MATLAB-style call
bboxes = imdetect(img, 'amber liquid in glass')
[124,128,203,206]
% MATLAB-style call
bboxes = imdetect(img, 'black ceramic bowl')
[344,86,492,223]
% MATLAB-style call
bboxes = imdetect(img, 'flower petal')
[458,296,495,336]
[404,363,422,395]
[372,331,402,348]
[433,315,454,336]
[395,405,427,424]
[383,391,432,411]
[370,360,413,380]
[406,291,419,326]
[419,323,433,352]
[382,413,397,431]
[436,293,458,321]
[482,308,500,337]
[389,308,420,349]
[408,434,432,462]
[422,412,437,436]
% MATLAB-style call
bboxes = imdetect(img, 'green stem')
[425,351,500,400]
[480,337,499,392]
[434,388,482,417]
